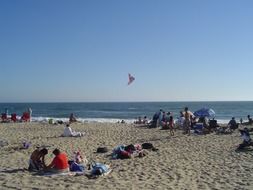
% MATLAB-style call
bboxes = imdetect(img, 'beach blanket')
[69,161,85,172]
[91,163,111,175]
[85,163,112,178]
[41,171,84,176]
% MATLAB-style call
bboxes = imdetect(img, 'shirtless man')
[28,148,48,171]
[183,107,193,135]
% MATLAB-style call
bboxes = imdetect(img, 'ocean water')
[0,102,252,124]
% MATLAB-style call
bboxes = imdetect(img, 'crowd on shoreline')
[134,107,253,133]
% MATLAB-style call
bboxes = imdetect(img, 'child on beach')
[168,116,174,136]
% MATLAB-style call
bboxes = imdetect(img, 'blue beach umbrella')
[193,108,215,118]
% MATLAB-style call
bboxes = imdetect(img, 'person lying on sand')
[112,144,147,159]
[28,148,48,171]
[63,124,85,137]
[44,148,69,173]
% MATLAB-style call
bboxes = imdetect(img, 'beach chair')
[21,112,30,122]
[11,113,17,122]
[192,123,205,134]
[1,113,8,122]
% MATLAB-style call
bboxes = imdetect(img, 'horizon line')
[1,100,253,104]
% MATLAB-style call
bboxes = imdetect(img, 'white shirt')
[63,126,74,137]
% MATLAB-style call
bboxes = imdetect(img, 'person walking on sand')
[168,115,175,136]
[183,107,193,135]
[28,107,32,122]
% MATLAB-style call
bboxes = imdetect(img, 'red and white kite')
[128,73,135,85]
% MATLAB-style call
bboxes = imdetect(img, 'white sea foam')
[31,116,135,124]
[31,116,230,125]
[216,119,230,124]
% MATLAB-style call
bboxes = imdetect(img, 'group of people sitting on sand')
[146,107,253,137]
[29,145,94,172]
[149,107,191,135]
[1,108,32,123]
[134,116,148,125]
[48,113,79,125]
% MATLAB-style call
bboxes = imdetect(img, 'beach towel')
[69,161,85,172]
[90,163,111,176]
[41,171,84,176]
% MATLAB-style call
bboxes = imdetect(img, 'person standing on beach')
[4,108,8,116]
[183,107,193,135]
[28,107,32,122]
[157,109,164,128]
[168,115,175,136]
[177,111,185,129]
[247,115,253,125]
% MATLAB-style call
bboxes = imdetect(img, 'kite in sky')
[128,73,135,85]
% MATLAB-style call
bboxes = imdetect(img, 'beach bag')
[142,143,158,151]
[70,162,85,172]
[69,160,85,172]
[141,143,154,149]
[22,141,31,149]
[97,147,109,153]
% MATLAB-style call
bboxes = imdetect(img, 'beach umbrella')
[193,108,215,118]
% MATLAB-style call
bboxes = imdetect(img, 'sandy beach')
[0,122,253,190]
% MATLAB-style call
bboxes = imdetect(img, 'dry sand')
[0,122,253,190]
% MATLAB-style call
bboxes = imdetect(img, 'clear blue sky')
[1,0,253,102]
